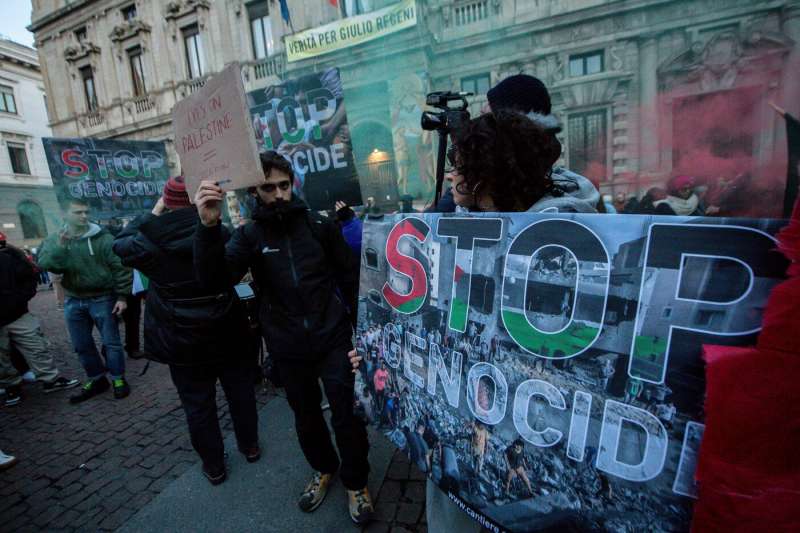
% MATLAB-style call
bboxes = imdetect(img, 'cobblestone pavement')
[367,450,429,533]
[1,290,426,532]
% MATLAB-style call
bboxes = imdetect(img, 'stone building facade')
[0,38,59,248]
[29,0,800,207]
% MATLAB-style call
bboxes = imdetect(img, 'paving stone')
[379,480,404,503]
[405,481,426,503]
[0,291,424,533]
[396,502,423,525]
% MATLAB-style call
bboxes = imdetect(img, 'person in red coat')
[694,200,800,532]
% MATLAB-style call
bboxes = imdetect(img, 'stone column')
[638,36,660,174]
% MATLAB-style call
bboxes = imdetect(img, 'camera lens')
[421,111,445,131]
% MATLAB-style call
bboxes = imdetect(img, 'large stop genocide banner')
[43,138,169,220]
[354,212,788,532]
[247,67,362,211]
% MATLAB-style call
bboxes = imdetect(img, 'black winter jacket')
[112,208,251,366]
[0,245,37,327]
[194,196,358,360]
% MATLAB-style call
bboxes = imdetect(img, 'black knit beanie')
[487,74,551,115]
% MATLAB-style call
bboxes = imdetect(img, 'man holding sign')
[192,151,374,525]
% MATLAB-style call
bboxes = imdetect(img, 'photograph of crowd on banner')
[354,211,788,532]
[42,138,169,220]
[247,67,362,211]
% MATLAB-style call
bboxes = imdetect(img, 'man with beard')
[193,151,373,525]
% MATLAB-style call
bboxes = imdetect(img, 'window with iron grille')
[0,85,17,114]
[567,109,607,177]
[569,50,604,77]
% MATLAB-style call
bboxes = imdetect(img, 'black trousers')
[278,346,370,490]
[169,361,259,469]
[123,293,143,353]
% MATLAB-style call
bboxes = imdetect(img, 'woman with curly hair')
[446,109,600,213]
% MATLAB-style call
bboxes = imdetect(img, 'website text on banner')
[42,137,169,220]
[354,211,788,533]
[172,62,263,199]
[247,67,362,210]
[285,0,417,62]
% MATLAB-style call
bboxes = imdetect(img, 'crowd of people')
[0,69,752,527]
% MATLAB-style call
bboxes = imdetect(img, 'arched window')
[17,200,48,239]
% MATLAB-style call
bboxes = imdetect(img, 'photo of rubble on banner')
[353,212,788,532]
[247,67,362,211]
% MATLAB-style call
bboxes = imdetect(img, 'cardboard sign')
[42,137,169,219]
[172,62,263,198]
[354,212,788,533]
[247,67,362,210]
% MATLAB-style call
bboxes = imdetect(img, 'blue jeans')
[64,295,125,380]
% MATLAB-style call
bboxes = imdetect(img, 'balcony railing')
[86,111,104,127]
[185,77,207,95]
[253,55,285,80]
[133,95,155,114]
[454,0,490,26]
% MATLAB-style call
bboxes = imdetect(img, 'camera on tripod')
[420,91,473,134]
[419,91,474,206]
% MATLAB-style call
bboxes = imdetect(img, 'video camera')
[420,91,472,134]
[420,91,473,206]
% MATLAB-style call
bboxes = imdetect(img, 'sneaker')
[4,385,22,407]
[69,377,110,404]
[347,487,375,525]
[42,376,80,393]
[127,350,148,360]
[113,378,130,399]
[202,463,227,486]
[239,444,261,463]
[0,450,18,471]
[298,472,334,512]
[21,371,36,383]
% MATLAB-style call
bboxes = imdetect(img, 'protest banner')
[172,62,263,199]
[354,212,789,532]
[285,0,417,63]
[248,67,362,210]
[42,137,169,220]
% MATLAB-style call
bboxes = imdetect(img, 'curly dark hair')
[452,110,562,211]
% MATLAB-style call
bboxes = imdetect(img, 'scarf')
[654,194,699,216]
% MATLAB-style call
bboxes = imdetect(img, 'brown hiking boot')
[347,487,375,525]
[298,471,334,512]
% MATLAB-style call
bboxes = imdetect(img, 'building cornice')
[28,0,101,33]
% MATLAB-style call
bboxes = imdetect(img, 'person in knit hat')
[653,175,705,216]
[431,73,598,213]
[113,175,260,486]
[162,175,194,210]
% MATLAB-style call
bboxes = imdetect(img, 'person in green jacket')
[38,198,133,403]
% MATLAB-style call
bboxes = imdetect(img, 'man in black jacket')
[0,232,78,406]
[113,177,259,486]
[193,151,373,524]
